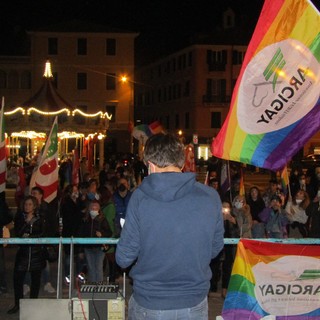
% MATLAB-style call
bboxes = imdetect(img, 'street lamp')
[121,75,134,153]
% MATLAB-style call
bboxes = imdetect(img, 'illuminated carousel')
[5,61,111,167]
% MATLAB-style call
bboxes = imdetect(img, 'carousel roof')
[21,61,73,112]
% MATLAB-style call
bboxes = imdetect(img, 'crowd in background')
[1,153,148,313]
[1,152,320,311]
[206,160,320,298]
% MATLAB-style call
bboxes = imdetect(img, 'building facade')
[134,44,246,161]
[0,21,138,157]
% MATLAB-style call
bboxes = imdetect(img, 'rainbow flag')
[280,166,290,195]
[212,0,320,172]
[149,120,164,135]
[222,239,320,319]
[239,167,245,196]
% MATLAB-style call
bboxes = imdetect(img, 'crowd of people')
[0,141,320,318]
[207,163,320,299]
[1,153,148,314]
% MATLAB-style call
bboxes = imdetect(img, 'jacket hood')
[139,172,196,202]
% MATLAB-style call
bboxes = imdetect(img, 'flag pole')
[227,160,232,204]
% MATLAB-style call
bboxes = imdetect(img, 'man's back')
[116,171,224,310]
[115,133,224,319]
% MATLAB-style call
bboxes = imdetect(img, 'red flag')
[149,121,164,135]
[15,166,26,207]
[72,149,80,185]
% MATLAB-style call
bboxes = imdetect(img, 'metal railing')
[1,237,320,300]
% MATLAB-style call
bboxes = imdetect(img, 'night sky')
[0,0,320,65]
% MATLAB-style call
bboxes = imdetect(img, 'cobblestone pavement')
[0,245,224,320]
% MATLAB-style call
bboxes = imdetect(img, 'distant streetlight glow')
[121,75,128,83]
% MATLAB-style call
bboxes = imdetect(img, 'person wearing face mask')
[116,133,224,320]
[8,196,45,314]
[113,177,132,236]
[86,178,100,201]
[60,184,84,282]
[232,195,252,238]
[78,200,112,282]
[285,189,310,238]
[259,195,289,239]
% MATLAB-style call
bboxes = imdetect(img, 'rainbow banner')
[221,239,320,319]
[280,166,290,196]
[212,0,320,172]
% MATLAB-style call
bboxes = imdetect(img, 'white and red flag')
[0,97,6,193]
[30,117,58,202]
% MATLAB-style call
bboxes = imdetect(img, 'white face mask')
[72,192,79,199]
[89,210,99,219]
[234,201,243,209]
[295,199,303,205]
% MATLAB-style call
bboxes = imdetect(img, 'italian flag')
[0,97,6,193]
[30,117,58,202]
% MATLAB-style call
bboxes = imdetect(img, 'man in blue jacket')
[116,133,224,320]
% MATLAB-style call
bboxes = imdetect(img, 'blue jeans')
[128,295,208,320]
[84,247,105,282]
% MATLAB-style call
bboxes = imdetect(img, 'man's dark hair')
[144,133,185,168]
[31,186,44,195]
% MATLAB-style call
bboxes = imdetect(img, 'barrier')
[1,237,320,300]
[2,237,320,245]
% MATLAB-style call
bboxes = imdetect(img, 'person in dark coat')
[8,196,46,314]
[247,186,266,238]
[60,184,84,279]
[78,200,112,282]
[31,186,57,293]
[0,191,12,295]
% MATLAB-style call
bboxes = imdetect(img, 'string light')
[27,107,71,116]
[6,144,21,148]
[72,109,107,118]
[4,107,25,115]
[11,131,47,139]
[4,107,112,119]
[58,131,85,139]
